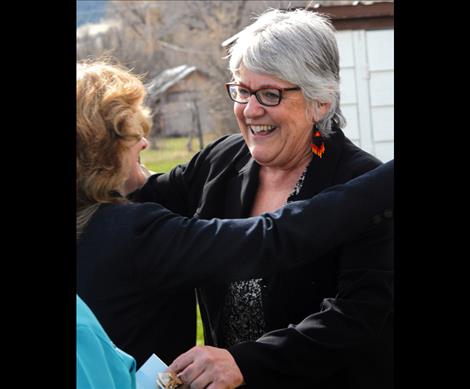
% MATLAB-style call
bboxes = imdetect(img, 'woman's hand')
[168,345,244,389]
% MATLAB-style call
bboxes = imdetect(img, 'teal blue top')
[76,295,136,389]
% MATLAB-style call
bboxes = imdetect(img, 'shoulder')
[79,202,174,246]
[76,295,116,362]
[77,295,96,329]
[76,295,113,344]
[329,128,382,180]
[173,133,248,187]
[91,202,174,228]
[76,296,136,389]
[196,133,247,163]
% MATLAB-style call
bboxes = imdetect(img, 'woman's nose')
[141,137,149,150]
[243,95,265,118]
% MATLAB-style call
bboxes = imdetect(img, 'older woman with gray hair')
[136,8,393,389]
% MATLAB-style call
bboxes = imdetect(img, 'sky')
[76,0,107,27]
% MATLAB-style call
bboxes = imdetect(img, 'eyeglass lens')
[228,85,281,106]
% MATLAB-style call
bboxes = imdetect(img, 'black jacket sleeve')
[105,161,393,293]
[227,187,394,387]
[130,135,237,216]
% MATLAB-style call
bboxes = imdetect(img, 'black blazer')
[77,158,393,369]
[134,130,393,388]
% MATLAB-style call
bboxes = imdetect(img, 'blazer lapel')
[222,128,346,211]
[223,154,259,218]
[292,129,346,200]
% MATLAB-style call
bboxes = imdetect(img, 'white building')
[223,1,394,162]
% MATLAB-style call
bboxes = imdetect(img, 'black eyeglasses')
[225,83,301,107]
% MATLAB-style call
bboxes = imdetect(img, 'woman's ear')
[306,100,332,123]
[317,101,331,120]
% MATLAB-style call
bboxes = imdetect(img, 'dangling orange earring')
[311,125,325,158]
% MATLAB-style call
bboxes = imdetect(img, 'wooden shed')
[145,65,214,147]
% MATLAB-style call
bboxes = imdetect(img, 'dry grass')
[141,134,219,173]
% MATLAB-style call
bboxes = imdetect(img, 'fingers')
[169,346,199,373]
[186,372,212,389]
[169,346,209,387]
[178,361,205,387]
[169,346,244,389]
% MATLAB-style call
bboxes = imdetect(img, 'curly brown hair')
[76,60,151,238]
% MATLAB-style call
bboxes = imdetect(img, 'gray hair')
[228,8,346,135]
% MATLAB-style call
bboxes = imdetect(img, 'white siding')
[337,28,394,162]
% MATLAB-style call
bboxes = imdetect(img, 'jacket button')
[384,209,393,219]
[372,215,382,224]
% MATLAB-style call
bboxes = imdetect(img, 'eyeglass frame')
[224,82,301,107]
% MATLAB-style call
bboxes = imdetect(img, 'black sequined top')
[221,166,309,347]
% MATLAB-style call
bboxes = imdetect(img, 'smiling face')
[120,135,150,196]
[117,102,152,197]
[233,66,314,169]
[77,61,154,209]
